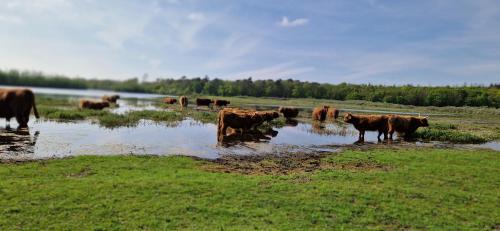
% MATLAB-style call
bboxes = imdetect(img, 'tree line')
[1,69,499,108]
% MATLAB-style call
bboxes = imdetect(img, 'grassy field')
[0,148,498,230]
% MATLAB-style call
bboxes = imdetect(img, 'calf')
[101,95,120,103]
[79,99,110,110]
[343,113,388,141]
[278,107,299,119]
[214,99,230,107]
[163,97,178,104]
[327,107,339,120]
[312,106,329,121]
[388,115,429,139]
[196,98,213,107]
[179,96,188,107]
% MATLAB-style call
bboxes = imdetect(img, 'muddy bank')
[202,145,392,175]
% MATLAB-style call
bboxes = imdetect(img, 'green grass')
[0,148,498,230]
[409,122,488,143]
[413,128,487,144]
[38,106,110,120]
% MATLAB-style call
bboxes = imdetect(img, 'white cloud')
[204,34,259,70]
[187,12,205,21]
[4,0,71,13]
[278,16,308,27]
[0,15,23,24]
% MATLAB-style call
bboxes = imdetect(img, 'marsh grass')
[37,105,216,128]
[38,106,109,120]
[413,126,487,143]
[407,122,489,143]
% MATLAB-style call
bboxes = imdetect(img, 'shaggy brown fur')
[217,108,279,141]
[196,98,213,107]
[179,96,188,107]
[312,106,329,121]
[163,97,178,104]
[388,115,429,139]
[214,99,230,107]
[79,99,110,110]
[327,107,340,120]
[101,95,120,103]
[278,107,299,119]
[343,113,389,141]
[0,88,39,128]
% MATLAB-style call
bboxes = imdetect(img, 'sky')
[0,0,499,85]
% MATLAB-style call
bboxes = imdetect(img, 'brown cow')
[327,107,340,120]
[312,106,329,121]
[214,99,230,107]
[196,98,213,107]
[343,113,389,141]
[79,99,110,110]
[179,96,188,107]
[101,95,120,103]
[278,107,299,119]
[0,88,39,128]
[388,115,429,139]
[163,97,178,104]
[217,108,279,140]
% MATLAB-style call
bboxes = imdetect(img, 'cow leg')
[359,130,365,141]
[16,114,27,128]
[388,128,394,139]
[377,131,382,141]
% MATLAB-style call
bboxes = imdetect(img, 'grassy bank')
[0,148,498,230]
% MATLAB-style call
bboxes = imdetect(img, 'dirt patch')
[326,160,391,171]
[202,149,390,175]
[66,166,94,178]
[203,152,328,175]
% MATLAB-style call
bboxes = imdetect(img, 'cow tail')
[32,93,40,119]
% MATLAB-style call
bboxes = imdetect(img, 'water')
[0,117,379,160]
[0,86,498,160]
[0,85,167,99]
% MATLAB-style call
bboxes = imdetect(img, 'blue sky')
[0,0,499,85]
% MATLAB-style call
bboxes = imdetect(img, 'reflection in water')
[284,119,299,127]
[0,127,39,158]
[218,128,279,147]
[308,122,351,136]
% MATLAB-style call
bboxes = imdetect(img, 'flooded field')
[1,117,378,160]
[0,86,498,160]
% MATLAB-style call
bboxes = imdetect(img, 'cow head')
[278,107,284,113]
[419,117,429,127]
[343,113,353,123]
